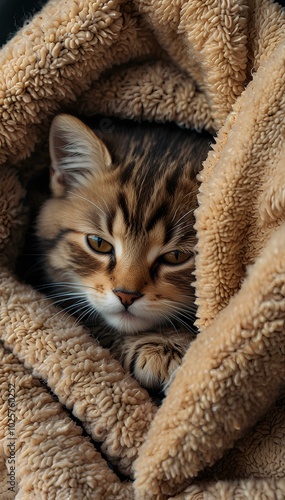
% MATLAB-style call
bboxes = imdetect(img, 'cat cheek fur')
[79,266,195,334]
[36,114,212,390]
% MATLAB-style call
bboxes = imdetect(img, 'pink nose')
[113,288,143,309]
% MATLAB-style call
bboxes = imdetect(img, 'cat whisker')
[33,115,211,391]
[48,298,88,319]
[39,292,89,309]
[53,299,98,328]
[71,311,91,330]
[172,207,197,227]
[159,299,197,316]
[174,297,196,306]
[48,305,76,322]
[158,301,196,330]
[37,281,98,293]
[76,302,97,323]
[167,305,196,320]
[169,303,197,317]
[171,309,197,324]
[67,191,109,218]
[171,221,197,233]
[162,309,196,333]
[163,317,180,334]
[151,311,180,335]
[181,189,199,201]
[42,289,88,298]
[36,297,86,317]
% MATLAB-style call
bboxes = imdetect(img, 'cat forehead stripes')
[37,114,211,342]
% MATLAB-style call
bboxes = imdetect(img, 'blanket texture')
[1,0,285,498]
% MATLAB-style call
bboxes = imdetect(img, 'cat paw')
[116,332,193,391]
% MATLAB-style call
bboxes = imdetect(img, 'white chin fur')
[103,311,157,333]
[87,292,160,333]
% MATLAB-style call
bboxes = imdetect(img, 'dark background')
[0,0,285,48]
[0,0,46,47]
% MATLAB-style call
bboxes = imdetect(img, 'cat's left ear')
[49,114,112,197]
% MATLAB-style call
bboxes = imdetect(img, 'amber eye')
[87,235,113,254]
[162,250,192,265]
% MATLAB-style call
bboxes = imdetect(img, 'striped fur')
[36,115,211,390]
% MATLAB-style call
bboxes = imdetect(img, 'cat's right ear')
[49,114,112,197]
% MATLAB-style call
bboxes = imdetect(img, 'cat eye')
[162,250,192,265]
[87,235,113,254]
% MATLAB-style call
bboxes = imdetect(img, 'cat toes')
[125,341,185,391]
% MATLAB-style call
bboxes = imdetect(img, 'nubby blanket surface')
[0,1,285,498]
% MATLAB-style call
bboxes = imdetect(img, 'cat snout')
[113,288,143,309]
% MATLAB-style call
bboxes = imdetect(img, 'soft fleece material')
[0,0,285,498]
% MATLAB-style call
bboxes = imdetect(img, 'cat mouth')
[119,311,133,318]
[104,309,155,333]
[106,309,136,320]
[116,309,138,324]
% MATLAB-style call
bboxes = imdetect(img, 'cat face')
[37,115,210,334]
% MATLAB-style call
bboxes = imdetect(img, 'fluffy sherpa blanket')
[1,0,285,498]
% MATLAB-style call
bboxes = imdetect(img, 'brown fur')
[36,115,211,390]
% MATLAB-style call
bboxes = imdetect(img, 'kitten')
[36,115,211,391]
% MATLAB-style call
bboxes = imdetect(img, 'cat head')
[37,114,210,333]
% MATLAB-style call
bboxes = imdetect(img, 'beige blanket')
[1,0,285,498]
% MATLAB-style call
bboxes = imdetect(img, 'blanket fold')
[0,344,135,500]
[0,0,285,498]
[134,222,285,498]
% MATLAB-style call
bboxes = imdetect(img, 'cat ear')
[49,114,112,197]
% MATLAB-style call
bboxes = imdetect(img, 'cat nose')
[113,288,143,309]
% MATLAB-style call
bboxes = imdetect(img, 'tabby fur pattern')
[36,115,211,391]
